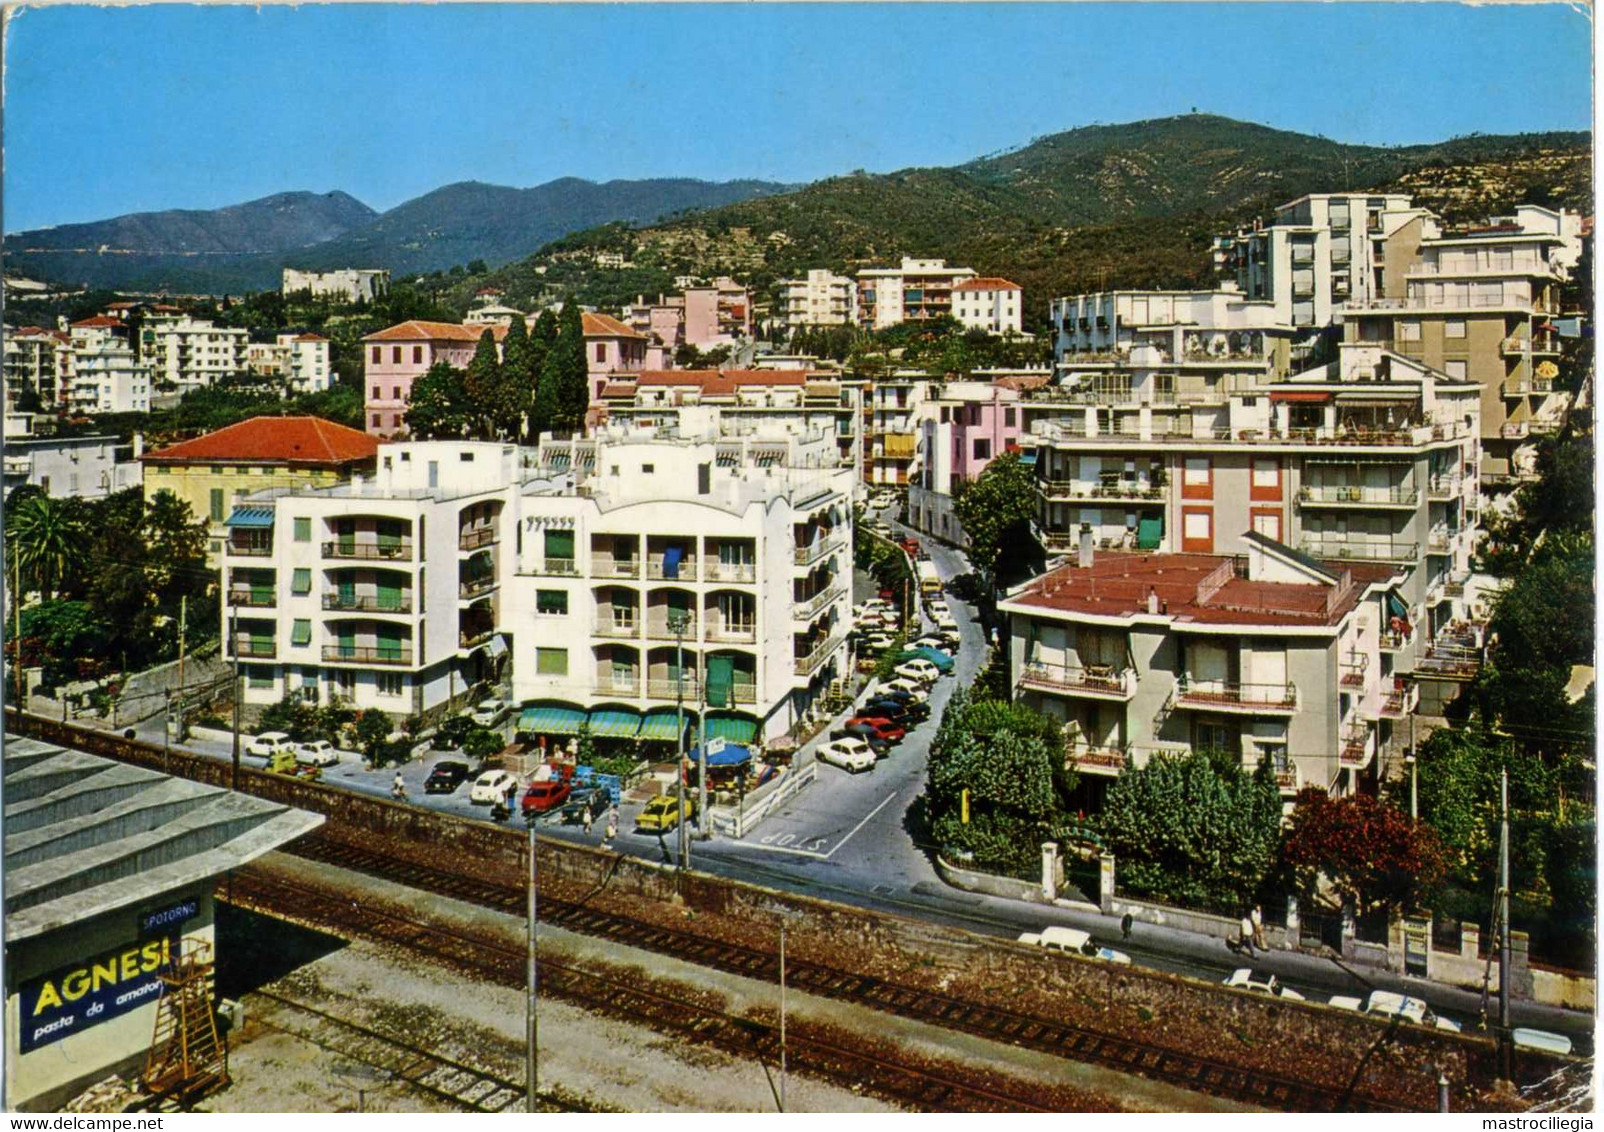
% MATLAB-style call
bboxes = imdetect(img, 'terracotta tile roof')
[599,381,638,399]
[70,315,123,328]
[362,320,507,343]
[293,332,328,342]
[105,301,137,310]
[142,415,379,468]
[151,303,182,313]
[952,277,1022,292]
[1003,551,1396,629]
[581,312,646,340]
[994,375,1049,392]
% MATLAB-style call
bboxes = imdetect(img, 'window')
[291,568,311,595]
[377,671,404,696]
[393,414,403,428]
[371,386,380,400]
[247,666,273,690]
[536,647,568,676]
[391,346,401,363]
[973,438,991,460]
[291,619,312,646]
[371,346,381,363]
[413,346,423,364]
[293,517,311,542]
[642,464,655,474]
[392,386,401,400]
[210,488,225,522]
[1250,458,1281,501]
[1251,508,1282,541]
[536,589,568,615]
[460,452,475,462]
[1445,319,1467,339]
[1397,320,1421,343]
[372,414,382,428]
[595,344,607,362]
[1181,507,1213,553]
[1445,360,1468,381]
[1182,457,1212,499]
[1004,408,1016,428]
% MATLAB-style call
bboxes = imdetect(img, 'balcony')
[1426,528,1459,555]
[1068,744,1129,776]
[794,634,844,677]
[459,526,498,551]
[793,535,845,567]
[704,561,757,583]
[227,589,276,608]
[1173,677,1298,714]
[1340,729,1373,769]
[590,556,640,579]
[1039,479,1166,504]
[646,556,698,581]
[227,540,273,558]
[322,645,414,666]
[459,628,494,650]
[794,585,842,621]
[1426,476,1462,501]
[646,677,702,701]
[1297,485,1419,508]
[1499,422,1531,440]
[1018,661,1137,701]
[1297,538,1419,564]
[322,593,414,615]
[1340,660,1368,689]
[646,616,698,641]
[322,540,413,562]
[1379,630,1409,652]
[536,557,579,576]
[1379,684,1418,719]
[459,576,498,599]
[231,638,277,659]
[705,620,758,645]
[594,617,640,639]
[1273,763,1302,795]
[594,674,640,697]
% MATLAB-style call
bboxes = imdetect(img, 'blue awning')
[225,506,276,528]
[587,708,641,739]
[638,709,688,742]
[662,546,683,579]
[1018,451,1037,466]
[518,703,587,736]
[691,743,752,767]
[1387,592,1410,620]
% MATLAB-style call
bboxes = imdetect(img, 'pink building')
[580,313,649,411]
[682,277,752,348]
[362,320,507,437]
[909,378,1043,545]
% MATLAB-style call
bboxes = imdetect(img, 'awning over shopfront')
[224,507,276,527]
[1268,390,1332,403]
[702,714,758,746]
[691,743,752,768]
[517,703,587,736]
[638,709,689,743]
[586,708,642,739]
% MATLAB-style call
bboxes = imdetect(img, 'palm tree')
[6,494,87,602]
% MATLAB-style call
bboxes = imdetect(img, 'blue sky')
[4,3,1593,233]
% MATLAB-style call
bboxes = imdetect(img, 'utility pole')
[1408,715,1417,821]
[526,821,538,1112]
[178,594,187,696]
[163,689,172,768]
[11,550,24,704]
[230,605,241,792]
[673,611,689,870]
[696,648,708,840]
[1498,766,1512,1081]
[779,924,788,1114]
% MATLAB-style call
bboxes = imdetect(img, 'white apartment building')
[952,277,1024,335]
[64,318,151,414]
[1000,534,1408,804]
[1,420,142,499]
[777,269,856,328]
[1050,288,1300,376]
[244,333,333,392]
[507,425,856,747]
[3,326,68,411]
[223,442,525,719]
[855,259,977,331]
[139,314,249,394]
[282,268,391,304]
[866,371,934,485]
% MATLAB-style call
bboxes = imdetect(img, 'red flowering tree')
[1283,788,1447,916]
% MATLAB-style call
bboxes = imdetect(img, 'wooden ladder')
[143,940,228,1105]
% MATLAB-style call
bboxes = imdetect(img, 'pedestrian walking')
[1238,912,1256,957]
[1251,905,1267,951]
[1121,913,1133,941]
[604,810,618,846]
[583,808,594,836]
[391,772,407,800]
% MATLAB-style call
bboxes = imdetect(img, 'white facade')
[3,328,66,411]
[141,315,249,394]
[952,278,1024,334]
[1,430,142,499]
[855,258,977,330]
[281,333,332,393]
[778,269,856,328]
[282,268,391,304]
[66,325,151,414]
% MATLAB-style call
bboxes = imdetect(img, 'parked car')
[845,716,905,744]
[867,697,926,725]
[637,793,696,832]
[470,769,519,805]
[294,740,342,767]
[897,647,955,673]
[862,633,896,652]
[894,659,941,685]
[247,731,296,758]
[469,698,512,728]
[1326,990,1460,1032]
[424,761,472,794]
[935,614,960,634]
[873,689,929,716]
[832,725,889,756]
[1221,969,1305,1000]
[521,779,572,816]
[910,636,955,657]
[818,737,876,773]
[899,538,922,557]
[935,630,962,651]
[1512,1028,1574,1056]
[880,678,930,703]
[1017,926,1132,965]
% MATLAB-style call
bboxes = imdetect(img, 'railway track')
[226,867,1062,1113]
[280,833,1401,1112]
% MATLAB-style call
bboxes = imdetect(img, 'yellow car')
[636,794,695,833]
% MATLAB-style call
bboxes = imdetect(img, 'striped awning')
[517,703,587,736]
[224,506,276,528]
[638,709,689,743]
[703,714,758,746]
[586,708,642,739]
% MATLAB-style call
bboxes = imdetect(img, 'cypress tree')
[462,328,501,438]
[551,302,590,433]
[526,308,560,440]
[497,316,532,439]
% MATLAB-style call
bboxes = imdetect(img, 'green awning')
[518,703,587,736]
[703,714,758,746]
[225,506,275,528]
[587,708,642,739]
[638,709,689,743]
[1136,516,1163,550]
[1387,592,1410,620]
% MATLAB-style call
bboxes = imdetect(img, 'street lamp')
[1405,751,1418,822]
[669,609,691,871]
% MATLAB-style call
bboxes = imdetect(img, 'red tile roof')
[70,315,123,328]
[293,332,328,342]
[952,277,1022,292]
[1004,551,1396,629]
[142,416,379,468]
[581,312,646,339]
[994,375,1049,392]
[362,320,507,343]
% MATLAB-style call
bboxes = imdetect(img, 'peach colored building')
[581,312,649,405]
[362,320,508,437]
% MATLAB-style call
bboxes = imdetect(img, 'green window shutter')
[250,626,273,650]
[337,625,355,656]
[293,517,311,542]
[537,590,568,615]
[338,578,355,605]
[377,519,402,551]
[377,576,402,610]
[291,619,312,646]
[544,530,575,560]
[536,647,568,675]
[250,575,273,603]
[210,489,224,522]
[291,568,311,595]
[707,656,734,708]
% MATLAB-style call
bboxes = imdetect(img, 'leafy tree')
[14,383,43,414]
[258,693,321,743]
[405,361,470,440]
[354,709,393,763]
[1097,750,1282,912]
[461,328,502,438]
[951,451,1039,591]
[1283,788,1447,917]
[13,600,114,687]
[6,493,89,601]
[463,726,505,764]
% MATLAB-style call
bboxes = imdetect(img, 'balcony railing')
[459,628,494,649]
[1426,528,1459,554]
[459,526,498,551]
[459,576,498,599]
[322,593,413,614]
[646,677,702,700]
[227,589,276,608]
[794,634,844,676]
[1340,730,1373,768]
[646,557,698,581]
[1297,485,1419,507]
[1499,422,1531,440]
[1297,538,1419,563]
[1068,744,1129,775]
[1340,662,1367,688]
[594,617,640,639]
[227,541,273,558]
[704,561,757,583]
[322,645,414,666]
[594,675,640,697]
[1274,764,1302,794]
[793,535,845,567]
[590,556,640,579]
[232,638,277,659]
[1426,476,1462,500]
[1379,630,1409,651]
[537,557,579,576]
[646,617,698,641]
[705,621,758,644]
[322,541,413,562]
[794,585,843,621]
[1019,661,1136,700]
[1380,684,1418,719]
[1174,677,1298,713]
[1039,479,1166,503]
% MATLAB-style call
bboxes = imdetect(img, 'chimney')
[1077,523,1094,569]
[1147,586,1159,615]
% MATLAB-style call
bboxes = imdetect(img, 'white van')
[1018,925,1131,965]
[246,731,295,758]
